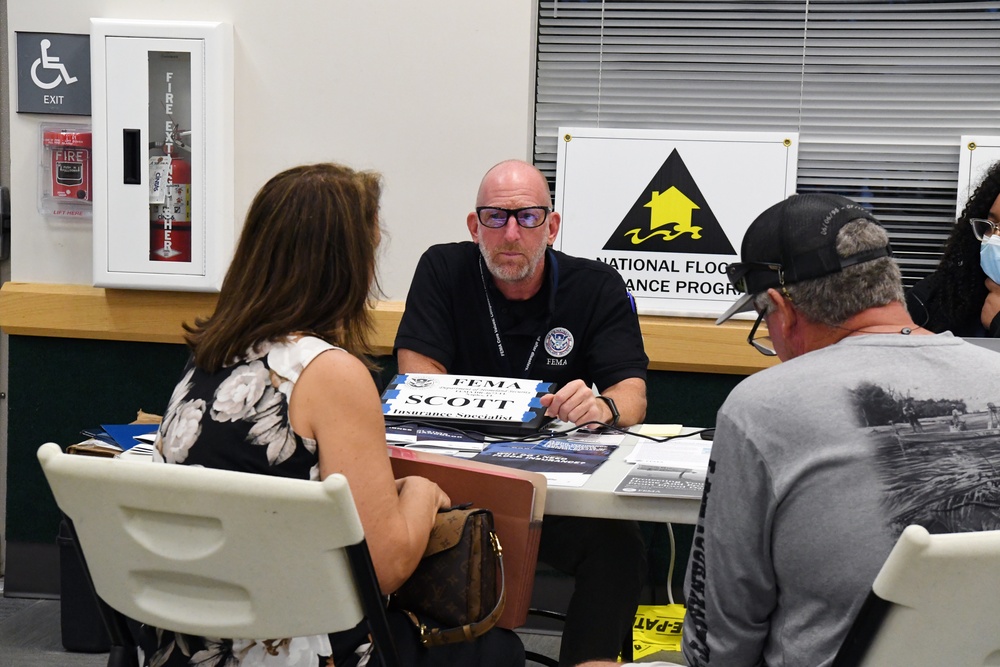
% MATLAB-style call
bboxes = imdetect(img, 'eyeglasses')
[748,306,777,357]
[726,261,785,294]
[476,206,551,229]
[970,218,998,241]
[726,261,782,355]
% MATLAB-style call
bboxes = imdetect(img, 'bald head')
[476,160,553,208]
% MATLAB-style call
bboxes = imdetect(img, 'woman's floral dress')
[141,337,525,667]
[141,336,366,667]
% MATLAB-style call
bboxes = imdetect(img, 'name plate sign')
[381,373,555,436]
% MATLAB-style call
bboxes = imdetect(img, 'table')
[118,429,707,524]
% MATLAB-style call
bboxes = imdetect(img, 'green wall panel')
[646,370,744,428]
[7,336,189,543]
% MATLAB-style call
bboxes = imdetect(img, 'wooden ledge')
[0,283,775,375]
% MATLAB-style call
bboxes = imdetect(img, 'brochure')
[98,423,159,451]
[614,464,706,499]
[472,439,616,487]
[614,436,711,498]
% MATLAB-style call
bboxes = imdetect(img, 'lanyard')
[478,256,543,377]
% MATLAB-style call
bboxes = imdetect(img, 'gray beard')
[479,242,547,284]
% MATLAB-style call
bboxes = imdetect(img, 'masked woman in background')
[907,159,1000,337]
[145,163,524,667]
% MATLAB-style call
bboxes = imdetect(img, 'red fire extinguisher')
[149,146,192,262]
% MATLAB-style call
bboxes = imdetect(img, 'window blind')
[534,0,1000,285]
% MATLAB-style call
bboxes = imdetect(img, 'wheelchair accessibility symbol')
[31,39,78,90]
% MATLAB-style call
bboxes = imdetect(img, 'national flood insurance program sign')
[555,128,798,318]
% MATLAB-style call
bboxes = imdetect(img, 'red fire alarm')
[43,128,92,201]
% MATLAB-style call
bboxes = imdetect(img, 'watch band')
[598,395,620,427]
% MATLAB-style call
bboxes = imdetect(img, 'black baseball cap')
[716,193,892,324]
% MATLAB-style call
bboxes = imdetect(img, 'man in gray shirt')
[582,192,1000,667]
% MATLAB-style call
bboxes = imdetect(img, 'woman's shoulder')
[286,339,374,393]
[266,336,349,383]
[277,339,380,443]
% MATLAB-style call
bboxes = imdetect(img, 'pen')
[626,291,636,314]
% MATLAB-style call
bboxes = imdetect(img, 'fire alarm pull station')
[38,123,93,219]
[90,18,234,291]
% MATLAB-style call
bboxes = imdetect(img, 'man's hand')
[983,278,1000,333]
[539,379,610,429]
[540,377,647,428]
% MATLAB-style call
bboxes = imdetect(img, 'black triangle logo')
[602,149,736,255]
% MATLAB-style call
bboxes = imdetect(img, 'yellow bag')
[631,604,686,659]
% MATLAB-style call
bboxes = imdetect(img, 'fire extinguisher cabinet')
[90,19,234,291]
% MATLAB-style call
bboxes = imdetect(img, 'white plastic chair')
[832,524,1000,666]
[37,442,401,667]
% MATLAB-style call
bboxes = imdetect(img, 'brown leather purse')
[392,506,506,646]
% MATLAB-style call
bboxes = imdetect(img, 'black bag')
[392,507,505,646]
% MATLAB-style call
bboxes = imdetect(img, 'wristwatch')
[598,395,620,427]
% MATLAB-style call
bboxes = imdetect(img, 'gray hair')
[752,218,904,326]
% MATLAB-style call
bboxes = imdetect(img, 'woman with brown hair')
[145,163,524,667]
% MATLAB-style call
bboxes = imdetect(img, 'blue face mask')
[980,236,1000,283]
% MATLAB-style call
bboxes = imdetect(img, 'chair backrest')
[833,524,1000,667]
[37,442,373,640]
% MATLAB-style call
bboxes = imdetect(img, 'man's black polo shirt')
[395,242,648,390]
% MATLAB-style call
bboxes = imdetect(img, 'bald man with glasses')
[395,159,649,667]
[397,159,647,430]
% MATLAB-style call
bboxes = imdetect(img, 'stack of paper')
[69,423,161,458]
[615,437,712,499]
[66,438,124,458]
[625,437,711,467]
[385,424,486,454]
[633,423,684,438]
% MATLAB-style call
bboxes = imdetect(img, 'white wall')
[6,0,536,300]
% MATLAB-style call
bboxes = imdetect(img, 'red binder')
[388,447,546,629]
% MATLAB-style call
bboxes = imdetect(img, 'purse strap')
[403,531,507,647]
